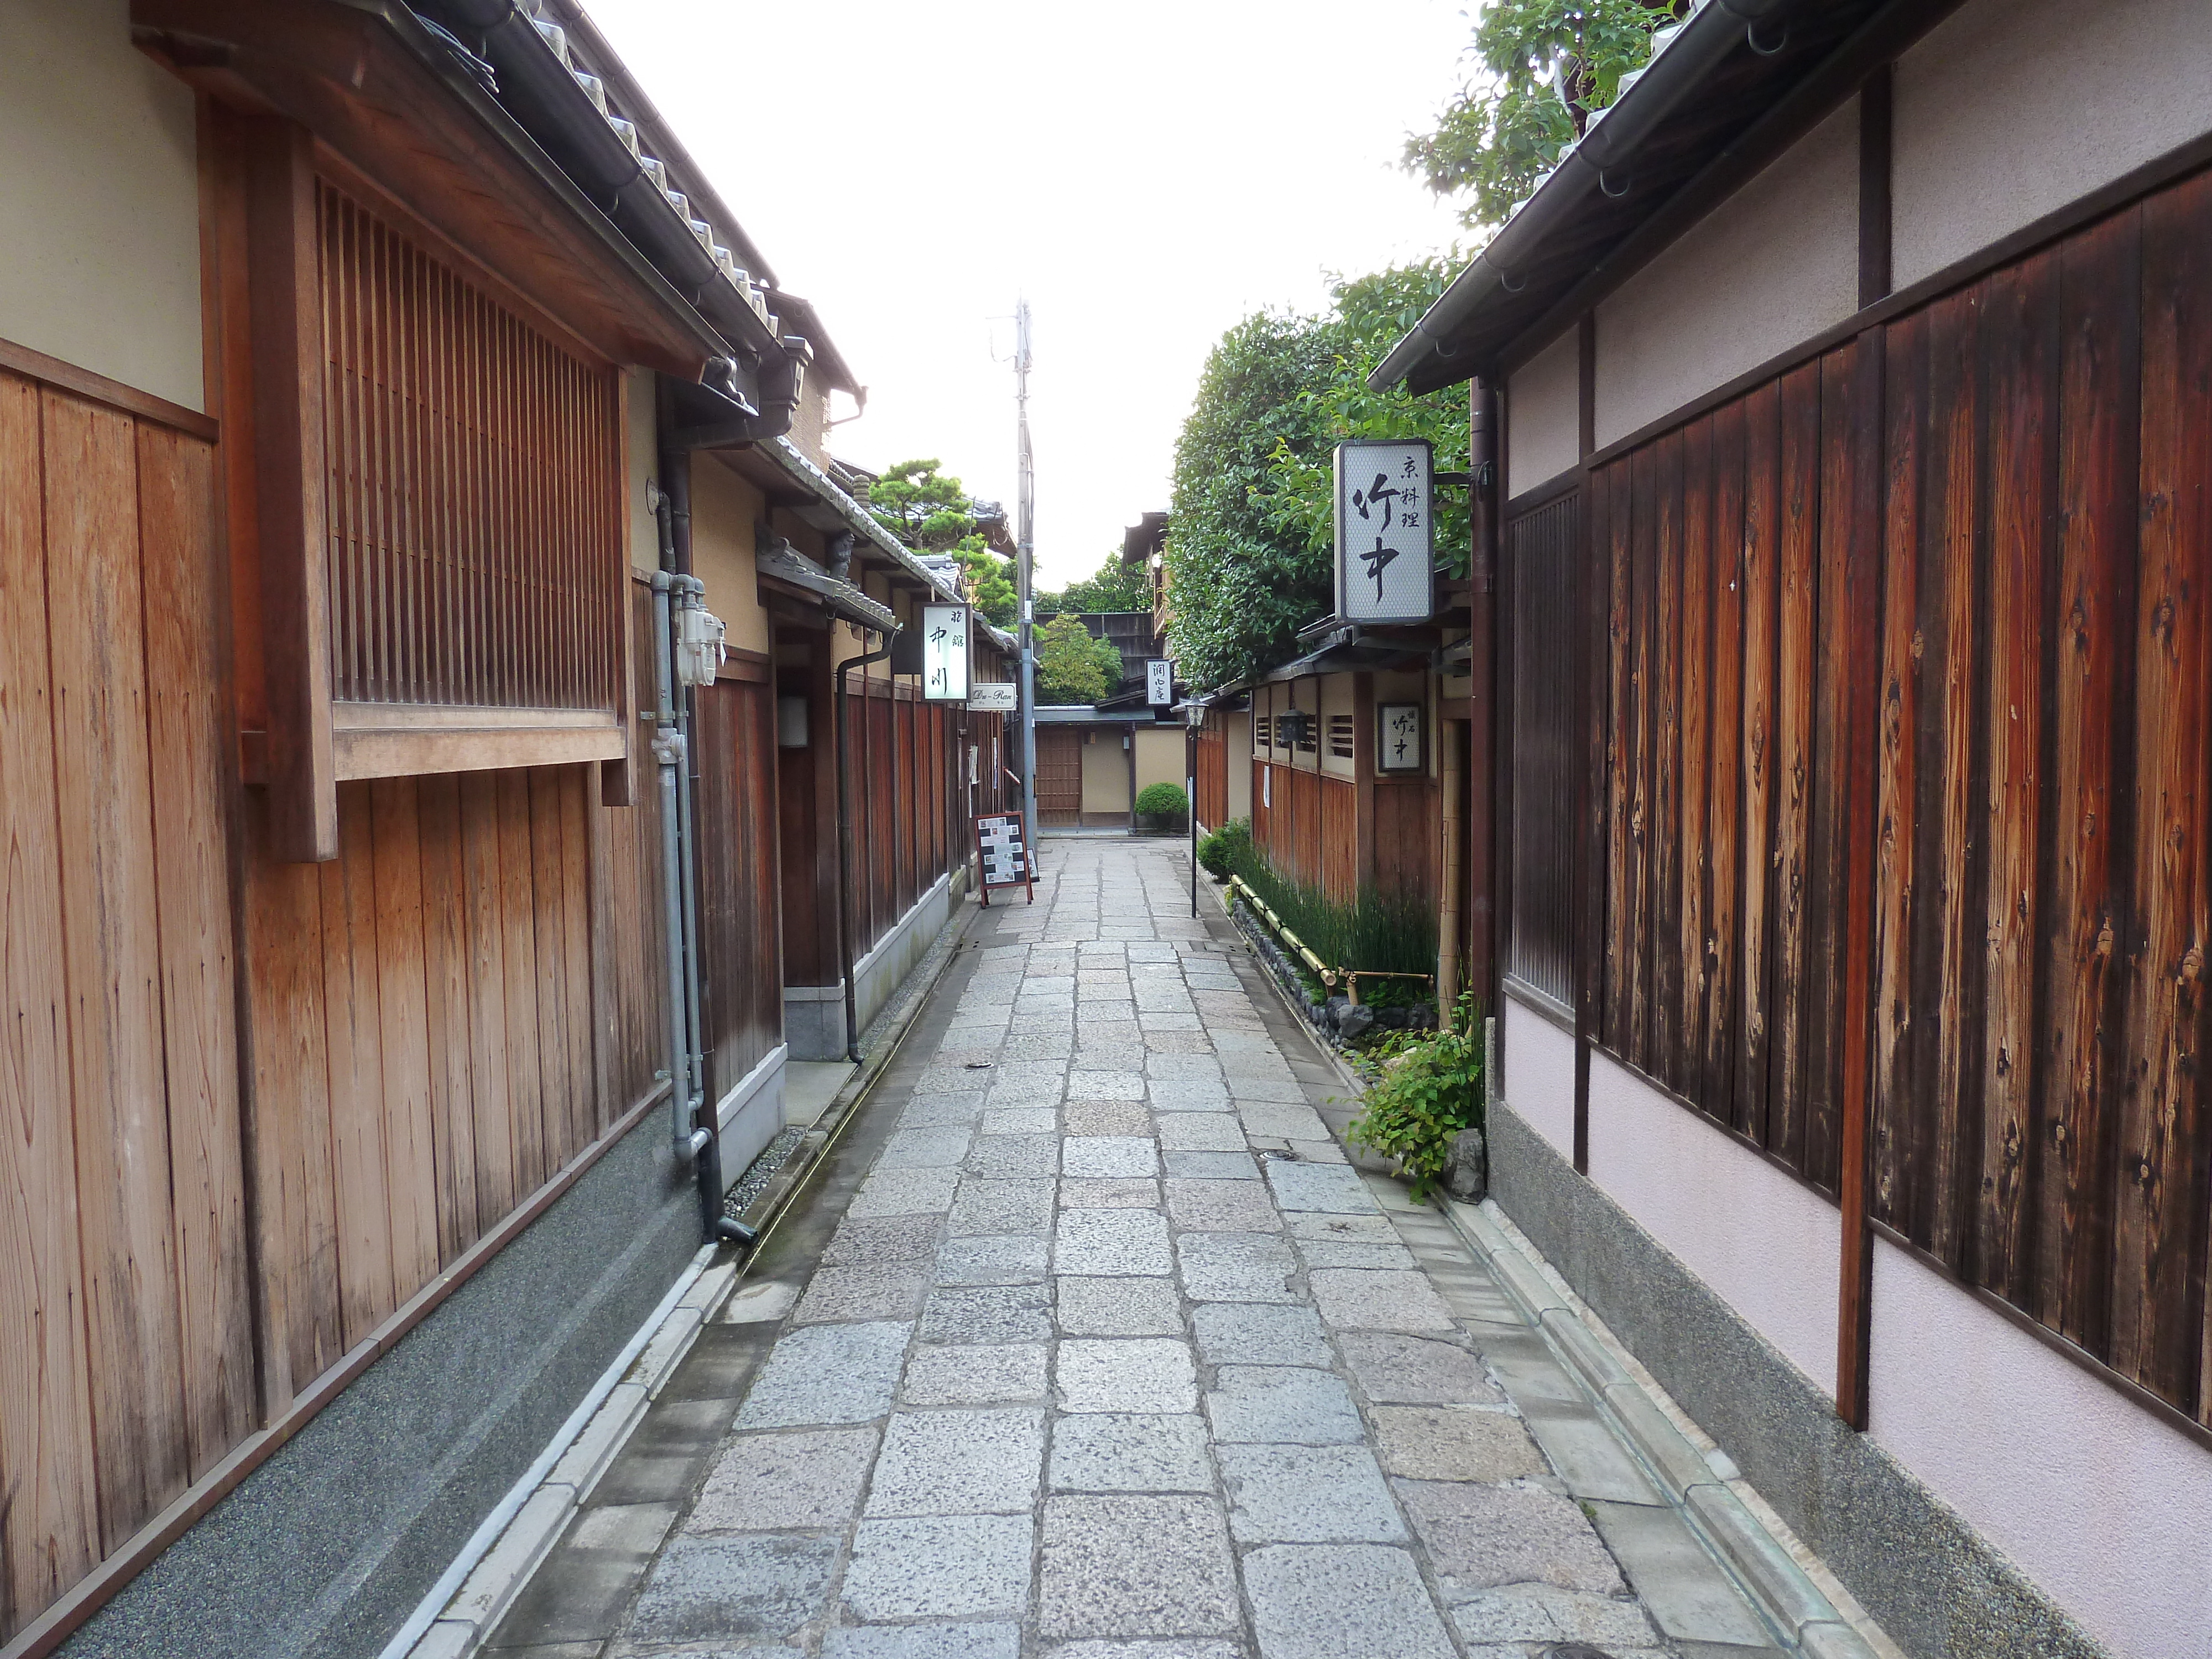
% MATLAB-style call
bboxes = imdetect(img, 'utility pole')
[1015,299,1038,843]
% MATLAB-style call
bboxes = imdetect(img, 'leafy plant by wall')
[1347,994,1486,1201]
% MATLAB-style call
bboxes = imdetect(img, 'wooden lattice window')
[1327,713,1354,760]
[316,179,627,777]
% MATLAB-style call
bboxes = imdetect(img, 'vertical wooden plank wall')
[1583,172,2212,1425]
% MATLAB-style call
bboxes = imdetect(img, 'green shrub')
[1135,781,1188,818]
[1347,994,1485,1201]
[1196,817,1250,878]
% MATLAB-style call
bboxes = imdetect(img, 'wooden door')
[1036,727,1082,825]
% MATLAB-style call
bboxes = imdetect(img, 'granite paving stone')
[1334,1332,1503,1405]
[1058,1177,1162,1209]
[1203,1366,1364,1445]
[734,1322,911,1428]
[1369,1405,1548,1481]
[1061,1135,1161,1178]
[1056,1338,1199,1413]
[1055,1276,1185,1337]
[583,841,1740,1659]
[1053,1208,1174,1276]
[901,1343,1050,1406]
[1048,1412,1213,1493]
[1163,1178,1282,1233]
[1036,1495,1240,1639]
[1306,1268,1459,1333]
[864,1408,1046,1516]
[1217,1443,1406,1543]
[920,1285,1053,1346]
[1241,1543,1456,1659]
[689,1428,879,1532]
[1174,1232,1297,1303]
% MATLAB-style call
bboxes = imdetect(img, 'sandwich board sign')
[920,603,971,701]
[1333,438,1434,624]
[974,810,1035,905]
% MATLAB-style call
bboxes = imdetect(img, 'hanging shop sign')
[920,603,972,701]
[1146,659,1175,706]
[974,810,1036,905]
[1377,701,1425,773]
[1334,438,1434,624]
[967,680,1018,713]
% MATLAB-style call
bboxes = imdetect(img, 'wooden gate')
[1036,727,1082,825]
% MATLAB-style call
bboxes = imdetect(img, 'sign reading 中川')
[1334,439,1434,624]
[920,603,971,701]
[966,681,1018,713]
[1145,659,1173,706]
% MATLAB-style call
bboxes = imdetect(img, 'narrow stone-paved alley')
[494,838,1787,1657]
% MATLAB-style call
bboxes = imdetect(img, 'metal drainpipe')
[836,631,895,1062]
[655,473,754,1249]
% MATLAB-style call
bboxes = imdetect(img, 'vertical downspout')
[836,629,894,1062]
[1467,381,1500,1021]
[656,409,752,1246]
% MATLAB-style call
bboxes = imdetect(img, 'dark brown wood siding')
[1578,165,2212,1426]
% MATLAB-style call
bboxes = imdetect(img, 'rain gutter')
[1368,0,1792,393]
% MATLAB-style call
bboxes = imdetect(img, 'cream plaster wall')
[690,456,769,655]
[1503,992,1576,1162]
[1507,327,1579,498]
[1319,673,1356,780]
[1867,1238,2212,1658]
[1594,101,1859,449]
[0,0,203,411]
[1134,727,1184,794]
[1080,729,1130,814]
[1222,712,1253,823]
[1587,1054,1839,1392]
[1893,0,2212,290]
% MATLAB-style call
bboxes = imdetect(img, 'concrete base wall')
[60,1105,706,1659]
[1485,1099,2105,1659]
[784,870,960,1061]
[714,1043,789,1177]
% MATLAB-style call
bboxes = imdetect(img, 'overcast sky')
[591,0,1475,589]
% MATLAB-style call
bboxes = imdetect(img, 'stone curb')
[392,1248,739,1659]
[1447,1200,1882,1659]
[731,894,983,1247]
[393,899,980,1659]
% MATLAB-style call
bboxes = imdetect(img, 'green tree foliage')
[1403,0,1679,231]
[1165,262,1473,691]
[1034,613,1125,704]
[863,457,1018,627]
[1261,260,1472,579]
[1164,314,1342,690]
[1040,552,1151,615]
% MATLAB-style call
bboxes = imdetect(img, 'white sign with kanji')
[1378,702,1425,773]
[1334,439,1434,624]
[920,603,971,701]
[1146,659,1173,706]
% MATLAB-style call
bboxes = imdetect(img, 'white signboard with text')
[921,603,971,701]
[1334,439,1434,624]
[967,681,1018,713]
[1146,659,1173,706]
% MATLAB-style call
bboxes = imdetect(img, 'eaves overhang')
[1371,0,1962,395]
[756,544,899,633]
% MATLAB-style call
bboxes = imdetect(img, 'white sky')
[589,0,1475,588]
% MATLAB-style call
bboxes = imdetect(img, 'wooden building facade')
[0,3,992,1655]
[1378,0,2212,1653]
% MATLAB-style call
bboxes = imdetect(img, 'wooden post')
[246,118,336,861]
[1353,672,1376,894]
[1573,311,1599,1172]
[1468,382,1499,1018]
